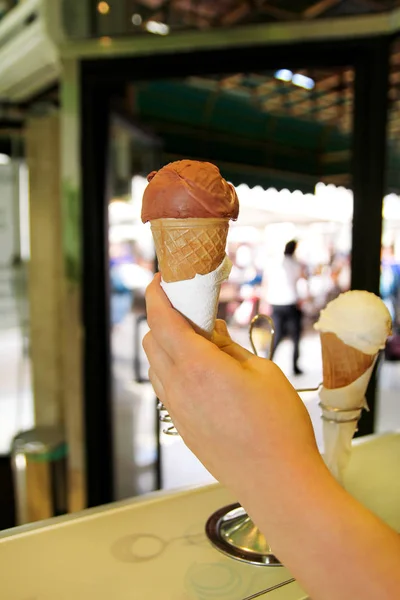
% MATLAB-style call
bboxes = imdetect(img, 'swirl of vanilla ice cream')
[314,290,392,355]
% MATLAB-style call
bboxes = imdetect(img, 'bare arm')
[143,275,400,600]
[239,440,400,600]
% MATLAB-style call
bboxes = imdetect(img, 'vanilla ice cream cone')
[320,332,375,389]
[150,217,229,283]
[319,363,375,481]
[315,290,392,482]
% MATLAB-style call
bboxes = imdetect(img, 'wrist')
[234,442,325,507]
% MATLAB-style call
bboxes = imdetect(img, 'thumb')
[214,319,232,338]
[212,320,254,364]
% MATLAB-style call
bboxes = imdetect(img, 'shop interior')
[104,66,400,499]
[2,3,400,599]
[0,0,400,527]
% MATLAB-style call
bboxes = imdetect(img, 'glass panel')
[108,117,162,500]
[378,209,400,432]
[377,38,400,434]
[111,65,354,490]
[0,157,34,529]
[377,216,400,432]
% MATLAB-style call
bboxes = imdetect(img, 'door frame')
[80,35,391,506]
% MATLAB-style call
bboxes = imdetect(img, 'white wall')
[0,164,17,266]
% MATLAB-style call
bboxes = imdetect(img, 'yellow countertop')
[1,432,400,600]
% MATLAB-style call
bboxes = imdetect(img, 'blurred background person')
[109,242,135,329]
[264,239,306,375]
[380,245,400,325]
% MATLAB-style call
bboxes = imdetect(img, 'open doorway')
[81,34,393,506]
[105,65,359,494]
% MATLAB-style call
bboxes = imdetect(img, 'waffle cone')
[150,218,229,283]
[320,332,375,389]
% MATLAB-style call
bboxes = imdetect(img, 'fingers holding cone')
[213,319,256,365]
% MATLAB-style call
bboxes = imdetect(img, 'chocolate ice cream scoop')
[141,160,239,223]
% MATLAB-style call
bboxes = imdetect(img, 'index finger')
[213,321,255,364]
[145,274,202,361]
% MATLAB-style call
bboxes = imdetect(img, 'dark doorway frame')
[80,35,392,507]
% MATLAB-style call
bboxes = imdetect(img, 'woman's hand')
[143,275,400,600]
[143,274,319,495]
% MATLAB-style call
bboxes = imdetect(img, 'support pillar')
[60,59,87,512]
[351,38,391,435]
[80,70,114,507]
[26,114,64,427]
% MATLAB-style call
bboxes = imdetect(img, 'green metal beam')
[60,9,400,59]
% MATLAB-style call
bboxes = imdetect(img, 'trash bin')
[11,426,67,525]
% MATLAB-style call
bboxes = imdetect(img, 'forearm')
[144,278,398,598]
[237,450,400,600]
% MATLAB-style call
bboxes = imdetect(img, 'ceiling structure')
[119,0,400,140]
[186,70,355,138]
[177,41,400,141]
[129,0,400,30]
[108,1,400,195]
[128,72,400,193]
[2,0,400,191]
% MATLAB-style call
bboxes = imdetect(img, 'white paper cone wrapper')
[161,255,232,337]
[320,358,376,482]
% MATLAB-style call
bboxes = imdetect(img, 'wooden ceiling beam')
[259,2,297,20]
[137,0,165,9]
[290,105,314,116]
[319,174,351,186]
[302,0,343,19]
[314,72,348,91]
[220,3,251,25]
[321,149,350,164]
[356,0,392,10]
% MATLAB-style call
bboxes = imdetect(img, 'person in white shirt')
[265,240,304,375]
